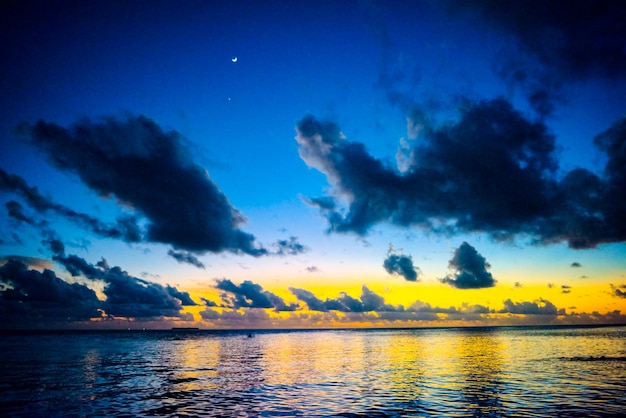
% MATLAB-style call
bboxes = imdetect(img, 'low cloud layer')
[289,285,401,313]
[0,259,101,321]
[18,115,266,256]
[441,242,496,289]
[53,253,197,318]
[216,279,297,312]
[1,261,611,328]
[296,101,626,249]
[499,298,564,316]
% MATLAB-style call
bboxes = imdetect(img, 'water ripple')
[1,327,626,417]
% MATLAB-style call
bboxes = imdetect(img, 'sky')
[1,0,625,329]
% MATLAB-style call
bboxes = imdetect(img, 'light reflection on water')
[1,326,625,417]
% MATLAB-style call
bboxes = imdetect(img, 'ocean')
[1,326,625,417]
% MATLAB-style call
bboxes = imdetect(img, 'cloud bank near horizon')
[2,256,623,328]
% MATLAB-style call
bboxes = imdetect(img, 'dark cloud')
[216,279,297,312]
[166,285,197,306]
[288,287,328,312]
[611,284,626,299]
[361,286,386,312]
[289,285,400,313]
[591,118,626,241]
[459,0,626,81]
[5,200,35,224]
[0,259,101,321]
[296,105,626,249]
[296,101,558,238]
[54,253,196,318]
[273,236,308,256]
[167,250,205,269]
[18,116,266,256]
[296,114,409,236]
[55,254,101,278]
[42,236,65,256]
[570,262,582,268]
[451,1,626,117]
[561,285,572,294]
[305,266,319,273]
[201,297,218,307]
[0,232,23,246]
[383,250,419,282]
[0,255,53,270]
[441,242,496,289]
[499,298,564,315]
[538,117,626,249]
[1,168,141,242]
[333,292,363,312]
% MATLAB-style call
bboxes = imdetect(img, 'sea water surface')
[1,326,625,417]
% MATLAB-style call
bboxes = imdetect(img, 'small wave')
[560,355,626,362]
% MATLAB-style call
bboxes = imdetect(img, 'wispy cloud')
[167,250,205,269]
[1,168,141,242]
[273,236,308,256]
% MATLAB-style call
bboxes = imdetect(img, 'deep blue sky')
[1,0,625,328]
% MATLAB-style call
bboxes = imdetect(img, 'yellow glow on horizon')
[184,277,625,323]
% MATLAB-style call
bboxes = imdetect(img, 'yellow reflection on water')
[449,330,506,413]
[377,332,427,400]
[166,336,221,392]
[80,348,101,393]
[260,331,354,387]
